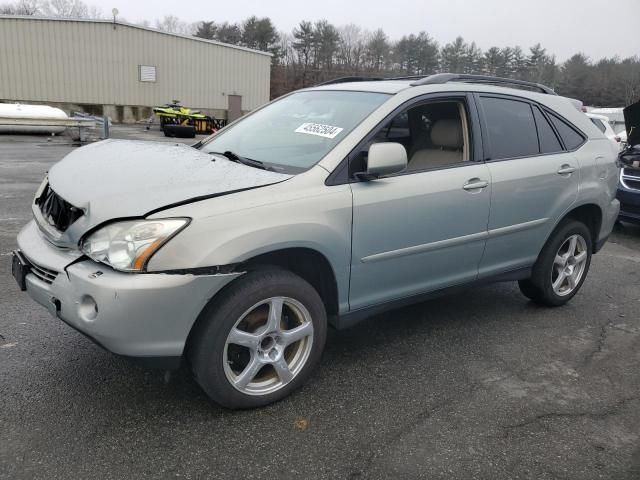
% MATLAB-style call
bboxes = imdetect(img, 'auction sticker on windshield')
[295,123,344,139]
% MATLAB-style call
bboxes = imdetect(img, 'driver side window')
[350,100,471,178]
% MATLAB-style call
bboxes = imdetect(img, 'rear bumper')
[594,198,620,253]
[17,220,241,360]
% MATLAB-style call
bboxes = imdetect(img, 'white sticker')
[295,123,344,139]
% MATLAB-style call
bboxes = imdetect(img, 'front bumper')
[16,220,241,359]
[617,186,640,225]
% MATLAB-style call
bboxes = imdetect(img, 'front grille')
[29,261,59,285]
[35,183,83,232]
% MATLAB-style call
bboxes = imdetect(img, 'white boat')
[0,103,68,134]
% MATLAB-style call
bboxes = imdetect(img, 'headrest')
[430,119,463,149]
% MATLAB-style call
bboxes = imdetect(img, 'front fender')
[147,169,353,311]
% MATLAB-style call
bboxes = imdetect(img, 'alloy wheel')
[223,297,314,396]
[551,234,588,297]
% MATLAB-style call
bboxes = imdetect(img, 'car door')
[475,94,581,278]
[348,96,491,311]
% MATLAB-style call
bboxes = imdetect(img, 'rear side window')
[480,97,539,160]
[533,106,563,153]
[547,112,586,150]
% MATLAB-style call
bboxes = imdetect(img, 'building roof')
[0,14,272,57]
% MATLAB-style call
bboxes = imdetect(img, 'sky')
[85,0,640,61]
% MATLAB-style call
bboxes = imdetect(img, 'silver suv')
[13,74,620,408]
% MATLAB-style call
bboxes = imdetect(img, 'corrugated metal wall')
[0,17,271,111]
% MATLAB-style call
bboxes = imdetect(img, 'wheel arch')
[185,247,340,356]
[238,247,340,317]
[550,203,603,252]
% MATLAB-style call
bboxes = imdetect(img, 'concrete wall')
[0,16,271,121]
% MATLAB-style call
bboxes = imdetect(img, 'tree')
[242,16,279,57]
[414,31,439,75]
[154,15,195,35]
[526,43,549,82]
[559,53,591,101]
[463,42,483,74]
[393,35,413,73]
[0,0,40,14]
[215,21,242,45]
[337,24,366,72]
[313,20,340,73]
[43,0,101,18]
[497,47,515,77]
[194,21,216,40]
[483,47,502,76]
[365,29,390,71]
[0,0,102,17]
[292,20,315,85]
[394,32,438,75]
[440,36,467,73]
[510,46,528,79]
[619,57,640,105]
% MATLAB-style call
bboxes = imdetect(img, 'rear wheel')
[189,269,327,409]
[518,220,592,306]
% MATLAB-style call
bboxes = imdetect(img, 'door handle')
[462,179,489,191]
[557,165,576,175]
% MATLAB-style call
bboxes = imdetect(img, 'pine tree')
[194,21,216,40]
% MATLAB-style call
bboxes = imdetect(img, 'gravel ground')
[1,128,639,479]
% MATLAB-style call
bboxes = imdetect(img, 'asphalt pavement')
[1,128,639,479]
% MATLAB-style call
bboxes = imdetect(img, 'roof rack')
[316,76,386,86]
[411,73,557,95]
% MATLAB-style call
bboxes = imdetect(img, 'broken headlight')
[80,218,189,272]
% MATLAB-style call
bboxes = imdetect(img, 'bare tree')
[337,24,366,72]
[0,0,41,14]
[364,29,390,71]
[154,15,196,35]
[44,0,86,18]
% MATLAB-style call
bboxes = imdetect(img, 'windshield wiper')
[209,151,270,170]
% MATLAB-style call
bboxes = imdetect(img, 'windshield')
[200,90,390,173]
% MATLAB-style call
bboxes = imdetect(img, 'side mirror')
[356,142,407,180]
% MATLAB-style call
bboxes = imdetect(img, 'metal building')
[0,16,272,122]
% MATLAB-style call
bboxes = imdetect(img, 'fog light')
[78,295,98,322]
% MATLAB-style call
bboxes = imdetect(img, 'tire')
[188,268,327,409]
[518,219,592,306]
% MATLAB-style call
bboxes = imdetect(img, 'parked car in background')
[617,100,640,225]
[13,73,620,409]
[587,113,623,149]
[589,107,626,136]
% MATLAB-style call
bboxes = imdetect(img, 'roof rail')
[411,73,557,95]
[316,76,386,86]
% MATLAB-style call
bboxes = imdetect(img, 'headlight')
[81,218,189,272]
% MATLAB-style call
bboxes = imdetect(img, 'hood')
[42,139,291,246]
[623,100,640,146]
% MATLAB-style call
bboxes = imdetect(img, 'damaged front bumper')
[16,220,241,363]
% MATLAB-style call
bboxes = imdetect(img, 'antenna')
[111,8,119,30]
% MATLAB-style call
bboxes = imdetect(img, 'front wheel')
[188,269,327,409]
[518,220,592,306]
